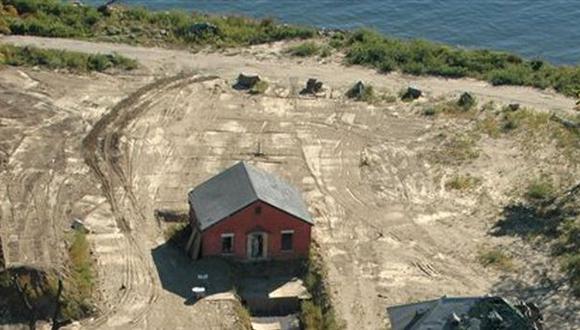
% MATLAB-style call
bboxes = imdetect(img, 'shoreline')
[0,1,579,98]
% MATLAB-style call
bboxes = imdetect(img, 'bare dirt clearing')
[0,37,578,329]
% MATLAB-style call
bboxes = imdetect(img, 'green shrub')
[63,230,94,319]
[436,135,480,164]
[526,178,555,201]
[2,0,315,47]
[342,29,580,97]
[285,41,321,57]
[319,45,332,58]
[0,16,11,34]
[445,174,480,190]
[477,115,501,138]
[423,107,436,116]
[478,248,514,271]
[358,85,375,103]
[301,248,344,330]
[249,80,269,94]
[301,300,324,330]
[233,301,253,330]
[0,44,137,72]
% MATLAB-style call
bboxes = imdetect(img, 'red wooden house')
[185,161,313,261]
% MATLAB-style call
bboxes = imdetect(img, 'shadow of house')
[234,260,308,316]
[238,275,309,316]
[151,242,234,303]
[151,243,309,315]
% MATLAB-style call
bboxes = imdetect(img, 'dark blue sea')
[88,1,580,65]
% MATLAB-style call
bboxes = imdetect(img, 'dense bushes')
[0,44,138,71]
[63,230,94,319]
[343,29,580,97]
[0,0,315,47]
[300,247,343,330]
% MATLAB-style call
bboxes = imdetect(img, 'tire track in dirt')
[81,74,219,328]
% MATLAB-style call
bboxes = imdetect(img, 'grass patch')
[355,84,375,103]
[477,248,514,271]
[285,41,321,57]
[0,44,138,72]
[249,80,269,94]
[62,230,95,319]
[476,114,501,138]
[342,29,580,97]
[473,107,579,159]
[435,134,480,164]
[422,107,437,116]
[526,178,555,201]
[1,0,314,48]
[445,174,481,191]
[233,300,253,330]
[301,246,344,330]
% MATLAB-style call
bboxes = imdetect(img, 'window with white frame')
[221,233,234,254]
[281,230,294,251]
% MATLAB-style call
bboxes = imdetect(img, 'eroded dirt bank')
[0,36,578,329]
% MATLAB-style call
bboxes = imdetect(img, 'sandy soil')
[0,36,578,329]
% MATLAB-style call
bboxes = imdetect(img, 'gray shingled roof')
[387,296,530,330]
[189,161,313,230]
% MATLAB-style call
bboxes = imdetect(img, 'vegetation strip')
[0,44,138,72]
[0,0,315,47]
[337,30,580,97]
[301,245,344,330]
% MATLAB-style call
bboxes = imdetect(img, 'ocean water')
[92,1,580,65]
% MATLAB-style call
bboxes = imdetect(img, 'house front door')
[247,232,267,260]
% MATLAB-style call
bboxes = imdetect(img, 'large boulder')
[233,73,262,90]
[401,86,422,101]
[457,92,476,109]
[300,78,324,95]
[346,81,366,100]
[507,103,520,111]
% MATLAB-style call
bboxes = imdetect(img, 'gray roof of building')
[387,296,529,330]
[189,161,313,230]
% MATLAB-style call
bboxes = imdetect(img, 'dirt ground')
[0,36,578,329]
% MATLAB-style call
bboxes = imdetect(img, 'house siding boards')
[201,201,311,260]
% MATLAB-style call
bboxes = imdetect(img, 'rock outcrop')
[300,78,324,95]
[233,73,262,90]
[401,86,422,101]
[346,81,366,100]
